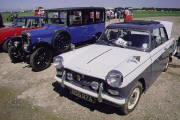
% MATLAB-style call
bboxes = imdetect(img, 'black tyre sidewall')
[120,81,142,115]
[8,46,21,63]
[52,30,71,54]
[163,56,170,72]
[3,41,8,52]
[30,47,52,72]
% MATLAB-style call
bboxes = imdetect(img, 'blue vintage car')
[8,7,105,71]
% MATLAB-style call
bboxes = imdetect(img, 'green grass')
[2,12,34,23]
[133,11,180,18]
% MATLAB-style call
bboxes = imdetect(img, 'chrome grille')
[65,69,104,87]
[22,33,28,43]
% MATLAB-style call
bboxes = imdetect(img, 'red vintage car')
[0,16,45,52]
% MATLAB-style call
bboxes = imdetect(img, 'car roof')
[107,20,164,31]
[18,16,45,19]
[45,7,105,12]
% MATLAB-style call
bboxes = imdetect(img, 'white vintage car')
[54,20,174,114]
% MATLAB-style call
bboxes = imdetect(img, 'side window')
[160,27,168,43]
[31,19,41,27]
[83,11,94,25]
[41,18,45,26]
[17,19,26,27]
[69,11,82,26]
[152,28,162,48]
[95,11,104,23]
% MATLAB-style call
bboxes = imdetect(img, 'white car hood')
[63,44,149,80]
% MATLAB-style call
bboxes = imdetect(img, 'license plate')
[70,89,96,103]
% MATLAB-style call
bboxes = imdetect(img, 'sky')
[0,0,180,12]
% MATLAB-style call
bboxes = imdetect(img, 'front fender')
[8,36,22,47]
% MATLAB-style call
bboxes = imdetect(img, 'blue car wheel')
[52,31,71,54]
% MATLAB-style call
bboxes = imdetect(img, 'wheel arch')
[138,78,146,93]
[32,42,55,55]
[52,30,72,45]
[52,30,72,54]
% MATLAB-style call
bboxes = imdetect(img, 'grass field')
[1,11,180,23]
[133,11,180,18]
[2,12,33,23]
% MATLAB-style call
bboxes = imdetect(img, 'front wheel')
[30,47,52,72]
[3,41,8,53]
[120,81,142,115]
[8,46,22,63]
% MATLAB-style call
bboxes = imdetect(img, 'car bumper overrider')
[54,75,127,106]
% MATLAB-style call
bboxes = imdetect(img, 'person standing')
[107,11,110,22]
[118,11,121,22]
[124,9,132,22]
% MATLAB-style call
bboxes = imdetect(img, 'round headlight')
[53,56,64,69]
[106,70,123,88]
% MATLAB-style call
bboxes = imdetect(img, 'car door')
[150,28,168,82]
[82,10,95,41]
[68,10,84,43]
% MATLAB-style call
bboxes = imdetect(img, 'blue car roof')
[107,20,164,31]
[18,16,45,19]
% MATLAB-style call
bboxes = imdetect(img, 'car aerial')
[0,16,45,52]
[8,7,105,71]
[53,20,174,114]
[0,13,4,28]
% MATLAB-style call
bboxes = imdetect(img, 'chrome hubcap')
[128,88,140,110]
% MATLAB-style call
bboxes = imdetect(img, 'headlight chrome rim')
[53,56,64,69]
[106,70,123,88]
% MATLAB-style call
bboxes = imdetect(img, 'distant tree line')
[134,7,180,11]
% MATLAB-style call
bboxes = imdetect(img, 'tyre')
[8,46,22,63]
[3,41,8,52]
[93,32,102,43]
[30,47,52,72]
[120,81,142,115]
[163,56,170,72]
[52,31,71,54]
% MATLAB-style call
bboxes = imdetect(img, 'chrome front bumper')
[54,75,127,106]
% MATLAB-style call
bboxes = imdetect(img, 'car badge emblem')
[77,74,81,81]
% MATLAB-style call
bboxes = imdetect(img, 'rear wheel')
[120,81,142,115]
[30,47,52,72]
[93,32,102,43]
[163,56,171,72]
[53,31,71,54]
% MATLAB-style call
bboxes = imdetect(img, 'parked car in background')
[34,7,45,17]
[0,16,45,52]
[0,13,4,28]
[8,7,105,71]
[54,20,174,115]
